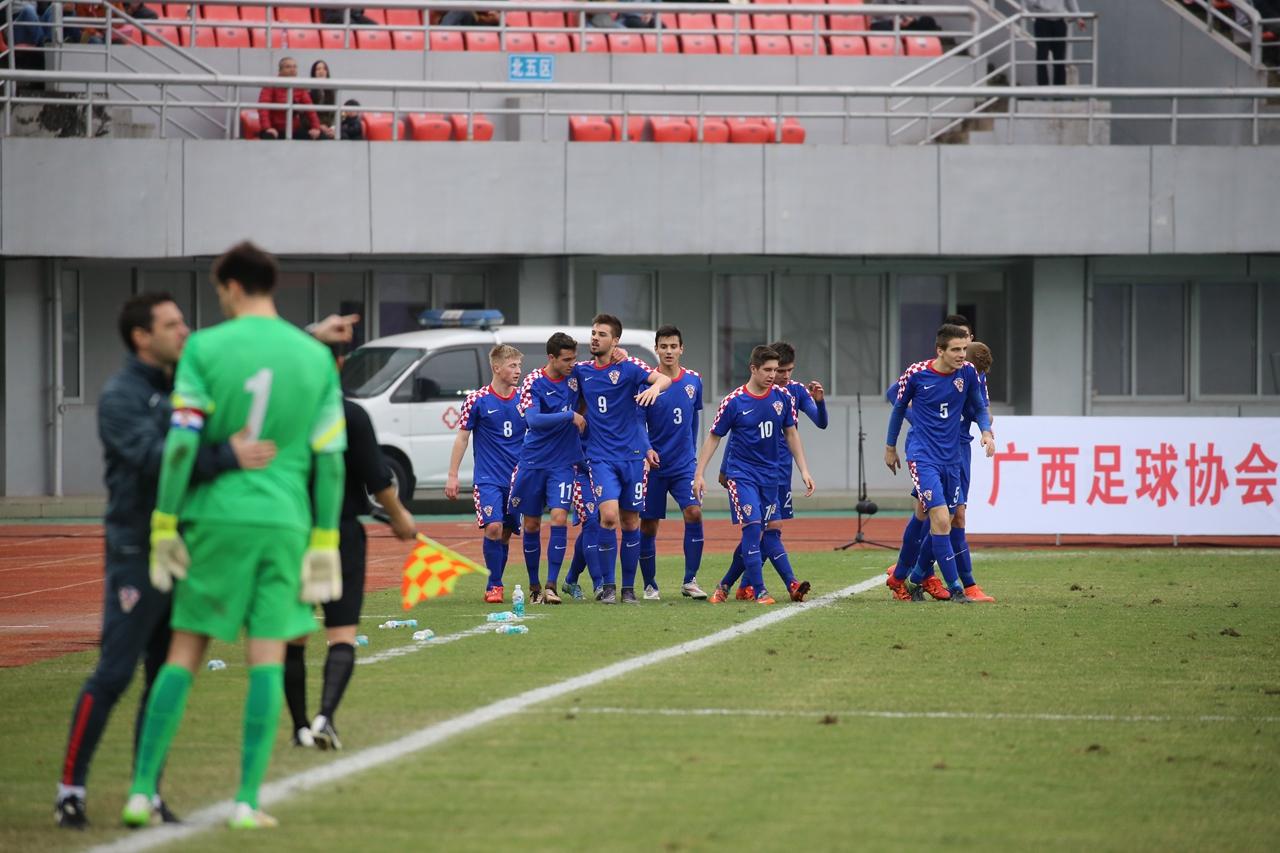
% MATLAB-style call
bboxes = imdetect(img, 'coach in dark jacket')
[54,292,276,829]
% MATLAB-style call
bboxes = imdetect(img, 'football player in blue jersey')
[446,344,526,604]
[885,324,994,603]
[511,333,587,605]
[571,314,672,605]
[638,325,707,600]
[696,345,815,605]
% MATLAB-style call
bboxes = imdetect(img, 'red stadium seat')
[362,112,402,141]
[826,0,868,34]
[114,25,144,46]
[361,9,388,25]
[285,28,320,49]
[449,113,495,141]
[465,31,500,51]
[355,29,393,50]
[569,115,612,142]
[320,29,348,49]
[393,31,424,50]
[404,113,452,141]
[239,109,261,139]
[429,31,463,51]
[177,25,216,47]
[164,3,192,18]
[903,34,941,56]
[828,35,867,55]
[677,13,717,55]
[687,116,730,143]
[570,32,609,53]
[752,0,792,55]
[213,26,250,48]
[274,7,311,24]
[608,32,645,53]
[535,33,571,52]
[866,35,900,55]
[651,116,694,143]
[249,27,284,48]
[713,13,754,55]
[789,9,828,56]
[643,13,679,53]
[502,32,536,51]
[765,117,806,143]
[608,115,646,142]
[238,5,267,23]
[386,9,422,28]
[143,25,181,46]
[726,118,772,143]
[200,4,238,22]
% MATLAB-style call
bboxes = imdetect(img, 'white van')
[340,311,659,502]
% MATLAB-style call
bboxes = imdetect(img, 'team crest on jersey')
[684,384,696,399]
[510,496,521,508]
[772,400,784,416]
[118,585,141,614]
[484,505,494,517]
[594,484,604,498]
[953,377,965,393]
[568,378,578,392]
[586,502,597,514]
[743,504,753,518]
[608,369,621,385]
[920,489,933,502]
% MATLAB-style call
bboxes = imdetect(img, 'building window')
[576,272,655,330]
[834,275,883,396]
[716,274,768,394]
[1264,284,1280,396]
[434,273,486,310]
[60,270,81,401]
[316,272,368,349]
[897,274,947,373]
[1091,282,1187,398]
[775,275,832,390]
[377,273,430,338]
[275,272,314,329]
[1197,281,1280,397]
[955,272,1008,403]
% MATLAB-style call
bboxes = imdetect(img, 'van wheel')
[371,452,415,510]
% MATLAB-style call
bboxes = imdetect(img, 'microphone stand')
[835,392,896,551]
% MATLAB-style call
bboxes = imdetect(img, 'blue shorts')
[473,484,519,530]
[907,460,961,513]
[774,483,794,521]
[725,478,776,526]
[508,463,576,516]
[957,446,972,506]
[589,458,648,513]
[571,466,599,526]
[641,465,699,520]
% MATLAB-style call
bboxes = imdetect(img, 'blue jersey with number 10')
[711,384,797,484]
[645,368,702,472]
[458,384,524,487]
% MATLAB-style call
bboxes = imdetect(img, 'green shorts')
[172,522,316,643]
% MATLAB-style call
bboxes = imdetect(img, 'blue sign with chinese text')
[508,54,555,82]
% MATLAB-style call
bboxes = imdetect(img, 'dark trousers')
[1034,17,1068,86]
[870,17,941,33]
[60,542,171,788]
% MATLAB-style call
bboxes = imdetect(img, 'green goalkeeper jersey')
[172,315,346,534]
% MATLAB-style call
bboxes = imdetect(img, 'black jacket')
[99,355,239,546]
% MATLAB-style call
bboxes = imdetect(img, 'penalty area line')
[83,572,884,853]
[528,706,1280,725]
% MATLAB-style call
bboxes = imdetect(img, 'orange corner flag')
[401,533,484,610]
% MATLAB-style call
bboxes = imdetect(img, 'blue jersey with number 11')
[712,384,797,484]
[458,384,524,487]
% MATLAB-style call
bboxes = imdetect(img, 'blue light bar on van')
[418,309,505,329]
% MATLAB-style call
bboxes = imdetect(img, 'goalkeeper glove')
[300,528,342,603]
[149,511,189,593]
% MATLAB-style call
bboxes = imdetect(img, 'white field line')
[355,615,546,666]
[528,706,1280,725]
[970,548,1280,561]
[0,578,99,601]
[83,572,886,853]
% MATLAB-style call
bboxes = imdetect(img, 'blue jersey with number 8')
[459,384,524,487]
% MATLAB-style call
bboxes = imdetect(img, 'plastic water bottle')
[378,619,418,629]
[486,611,516,622]
[206,659,227,671]
[411,629,435,642]
[494,624,529,635]
[355,635,369,647]
[513,584,526,618]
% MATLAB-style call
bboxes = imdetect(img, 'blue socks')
[683,521,704,584]
[482,537,505,588]
[720,544,745,588]
[894,514,927,582]
[620,528,642,589]
[761,528,796,587]
[930,532,961,589]
[951,526,975,588]
[909,534,935,584]
[546,525,568,585]
[522,530,541,586]
[640,532,658,589]
[597,527,618,586]
[740,523,765,597]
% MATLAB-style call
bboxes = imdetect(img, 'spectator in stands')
[257,56,332,140]
[439,7,500,28]
[309,60,338,137]
[869,0,941,32]
[320,6,377,26]
[587,0,654,29]
[1023,0,1086,87]
[13,2,55,46]
[114,1,158,20]
[339,99,364,141]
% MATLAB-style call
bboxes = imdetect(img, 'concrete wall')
[2,260,49,496]
[4,140,1276,258]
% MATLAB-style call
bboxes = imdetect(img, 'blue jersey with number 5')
[459,384,524,487]
[711,384,797,484]
[886,361,990,465]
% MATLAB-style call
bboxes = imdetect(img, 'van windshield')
[342,347,424,399]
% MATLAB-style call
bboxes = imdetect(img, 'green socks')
[235,663,284,809]
[129,664,192,798]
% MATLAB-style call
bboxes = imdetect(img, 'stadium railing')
[1,67,1275,144]
[1174,0,1279,70]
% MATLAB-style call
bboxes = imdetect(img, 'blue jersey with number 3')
[711,384,797,484]
[644,368,702,472]
[458,385,524,487]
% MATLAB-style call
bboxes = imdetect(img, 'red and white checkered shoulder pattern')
[894,360,934,403]
[683,367,702,378]
[774,384,797,420]
[711,385,749,432]
[458,385,491,430]
[624,356,653,372]
[516,369,544,416]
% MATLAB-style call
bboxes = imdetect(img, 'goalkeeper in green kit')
[121,242,347,830]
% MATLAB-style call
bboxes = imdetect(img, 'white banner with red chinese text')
[963,417,1280,535]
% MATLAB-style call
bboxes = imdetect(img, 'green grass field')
[4,548,1280,852]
